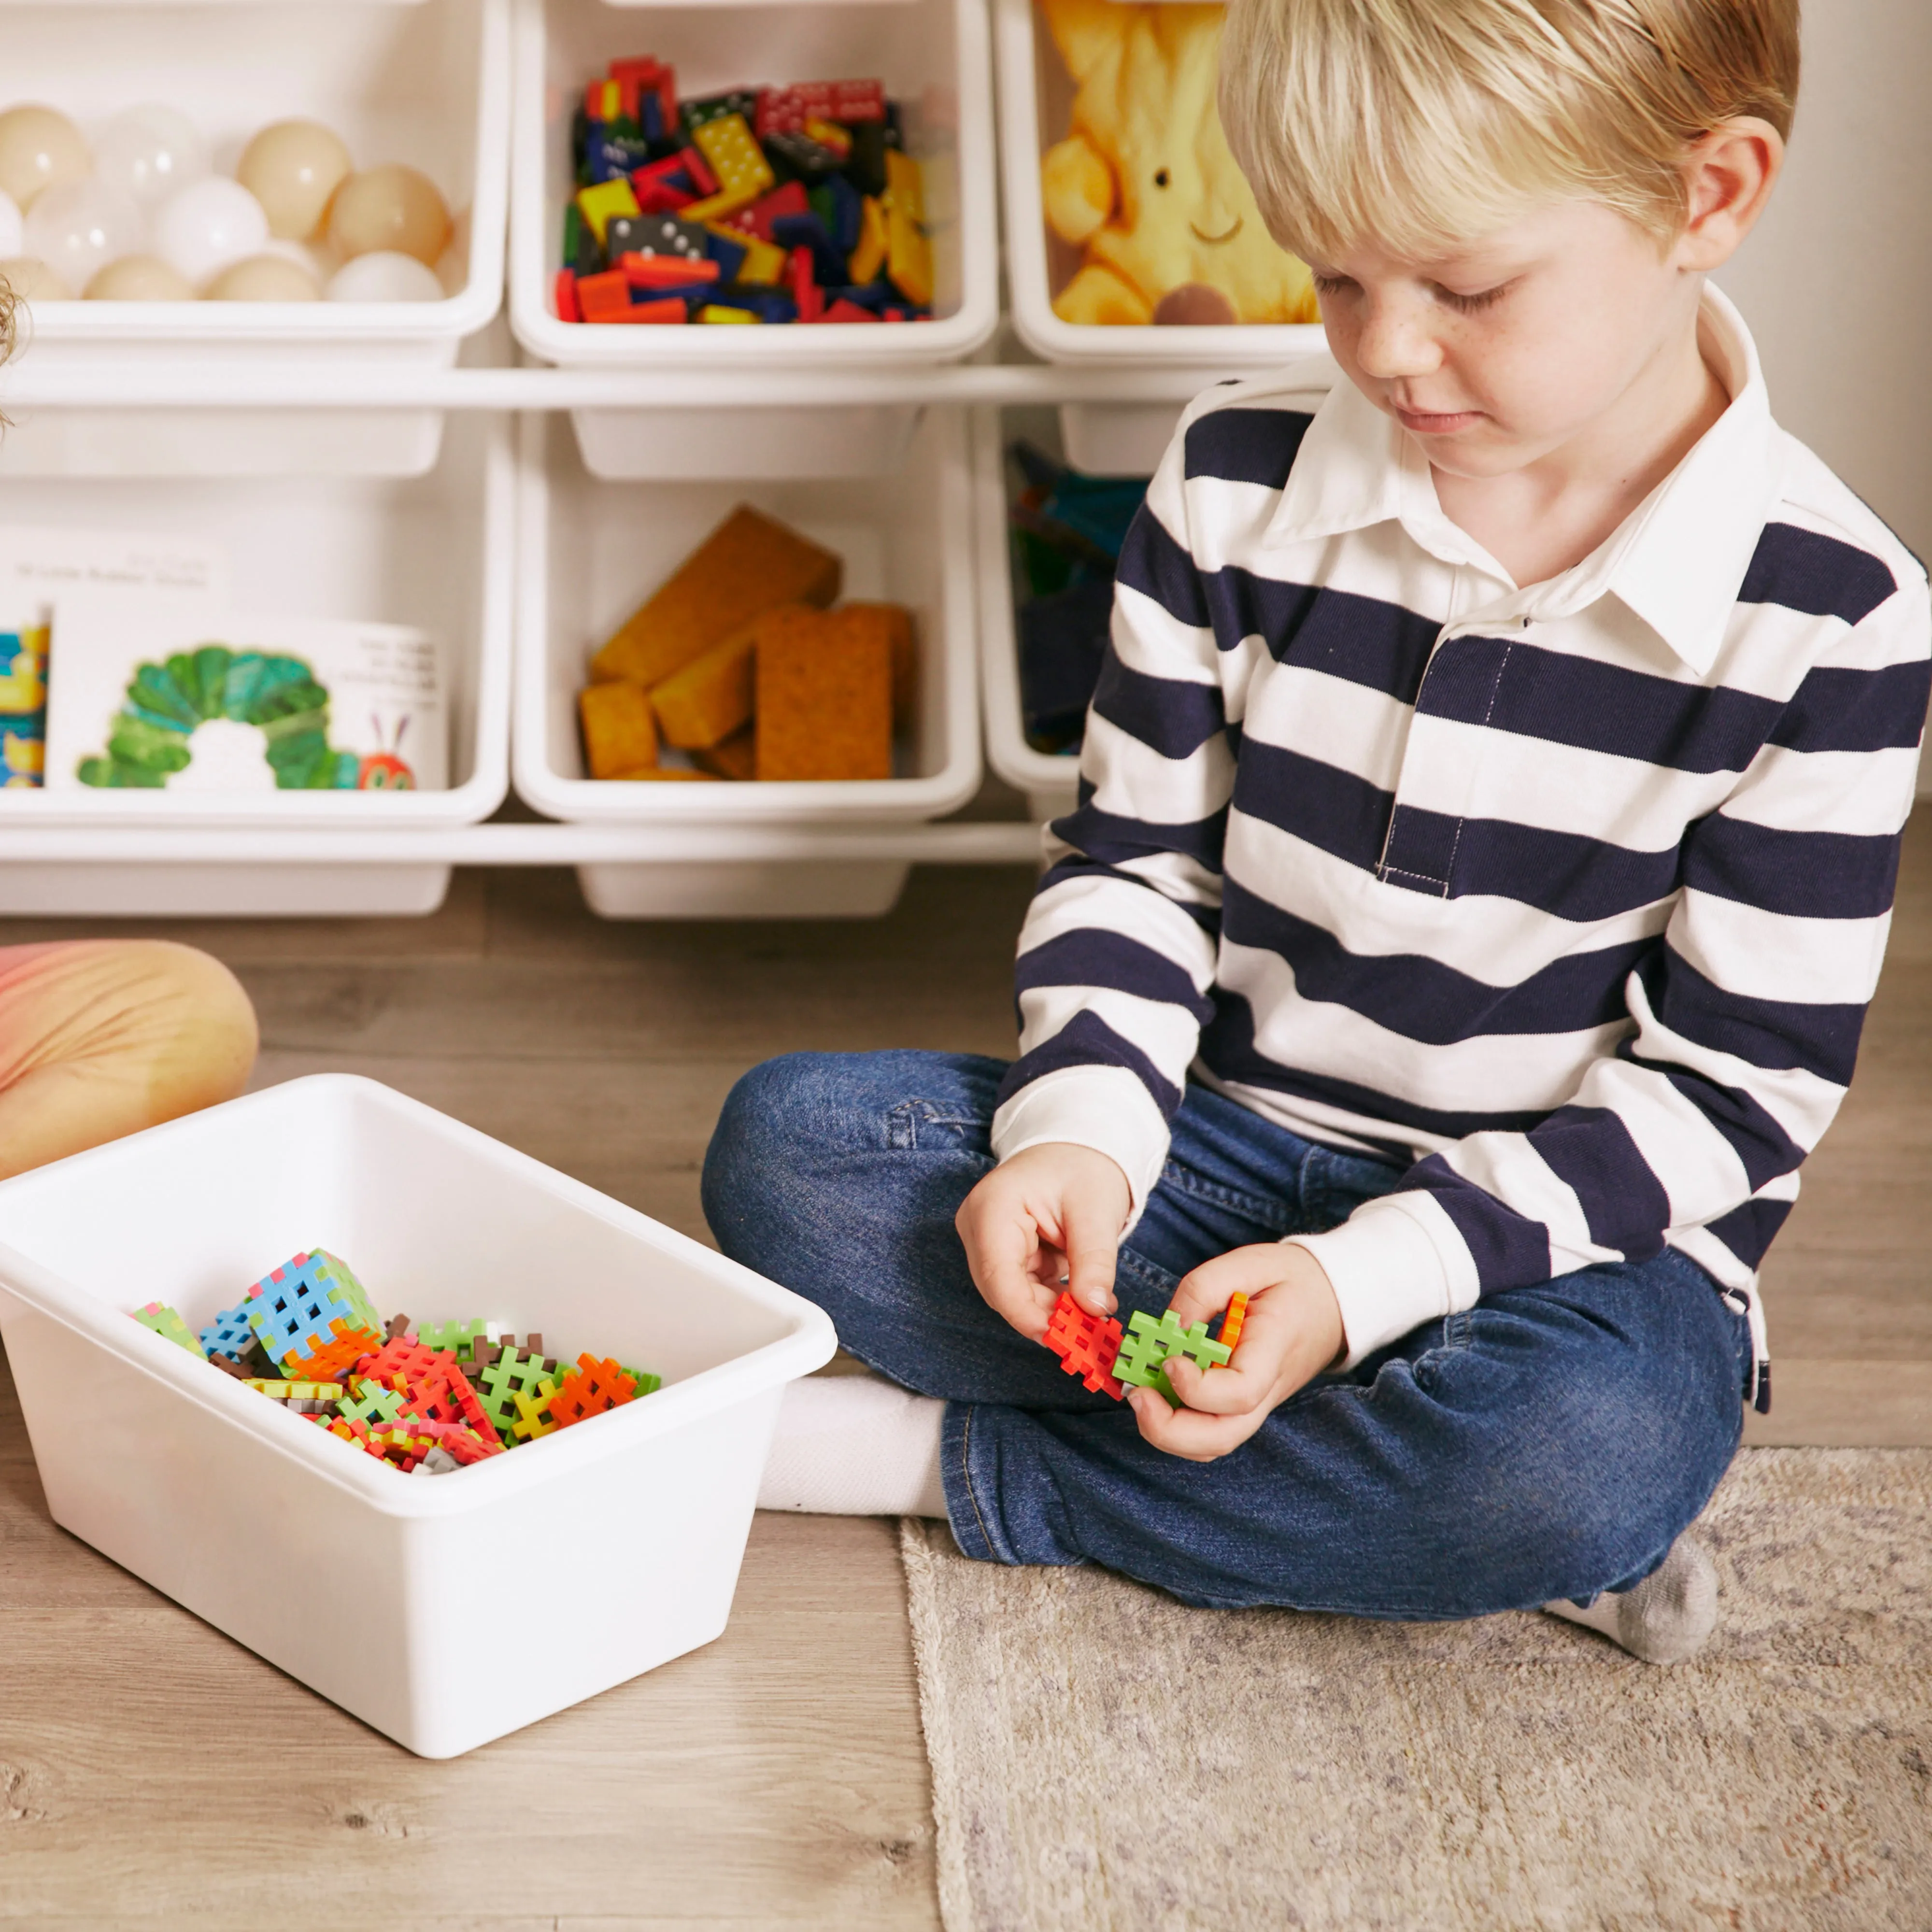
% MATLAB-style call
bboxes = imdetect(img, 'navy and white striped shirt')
[990,292,1930,1408]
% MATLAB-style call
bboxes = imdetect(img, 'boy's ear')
[1676,116,1784,270]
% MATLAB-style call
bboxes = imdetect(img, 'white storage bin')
[973,404,1083,821]
[993,0,1324,472]
[513,405,981,917]
[0,0,510,477]
[0,412,515,916]
[0,1073,837,1759]
[509,0,999,479]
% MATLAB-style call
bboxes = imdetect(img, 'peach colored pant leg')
[0,940,258,1179]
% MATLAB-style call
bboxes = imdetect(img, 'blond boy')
[707,0,1930,1662]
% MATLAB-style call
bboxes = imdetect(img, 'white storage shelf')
[0,412,515,917]
[0,0,510,476]
[0,1074,837,1758]
[513,404,982,916]
[509,0,999,478]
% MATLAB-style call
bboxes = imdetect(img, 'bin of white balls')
[0,0,509,477]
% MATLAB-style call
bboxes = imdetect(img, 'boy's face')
[1303,199,1705,480]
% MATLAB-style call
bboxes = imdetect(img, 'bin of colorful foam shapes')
[1040,1288,1246,1406]
[556,59,933,328]
[575,503,917,786]
[130,1251,664,1477]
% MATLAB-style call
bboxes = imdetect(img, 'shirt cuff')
[1286,1191,1479,1368]
[990,1064,1171,1235]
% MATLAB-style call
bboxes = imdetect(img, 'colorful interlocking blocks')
[1219,1292,1250,1356]
[135,1302,206,1357]
[246,1250,384,1375]
[1112,1309,1232,1407]
[1043,1291,1125,1399]
[128,1257,660,1476]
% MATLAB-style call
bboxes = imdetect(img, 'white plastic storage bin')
[0,411,515,916]
[974,404,1090,821]
[993,0,1324,472]
[509,0,999,478]
[0,0,510,477]
[513,405,981,917]
[0,1074,837,1759]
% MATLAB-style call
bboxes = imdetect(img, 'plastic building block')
[397,1361,503,1449]
[385,1313,415,1342]
[412,1447,461,1476]
[1219,1291,1250,1356]
[591,504,842,689]
[619,252,718,290]
[134,1302,207,1357]
[546,1354,638,1430]
[883,150,932,307]
[418,1319,491,1358]
[554,269,582,323]
[819,297,881,324]
[696,305,759,324]
[199,1297,262,1362]
[337,1378,408,1428]
[575,177,641,246]
[848,193,887,283]
[408,1419,504,1464]
[245,1250,384,1373]
[576,267,640,325]
[244,1379,344,1403]
[474,1346,562,1439]
[620,1364,664,1397]
[284,1327,380,1381]
[1113,1308,1232,1406]
[509,1381,561,1444]
[1042,1290,1125,1399]
[356,1335,458,1389]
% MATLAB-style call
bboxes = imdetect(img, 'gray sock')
[1542,1534,1719,1664]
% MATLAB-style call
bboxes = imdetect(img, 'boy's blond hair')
[1220,0,1800,263]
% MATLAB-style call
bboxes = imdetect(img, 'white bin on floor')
[0,1074,837,1760]
[992,0,1322,473]
[0,412,515,917]
[508,0,999,479]
[0,0,510,477]
[512,406,981,918]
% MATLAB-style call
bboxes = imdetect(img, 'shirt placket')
[1376,570,1529,898]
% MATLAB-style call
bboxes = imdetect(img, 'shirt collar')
[1264,286,1784,674]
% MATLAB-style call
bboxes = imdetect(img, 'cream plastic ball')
[0,256,74,302]
[0,105,89,211]
[23,177,144,290]
[203,253,320,301]
[0,191,20,260]
[152,177,270,288]
[93,103,210,209]
[324,249,443,302]
[236,118,353,242]
[328,164,450,266]
[85,253,196,300]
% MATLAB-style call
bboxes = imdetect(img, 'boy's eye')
[1310,272,1354,297]
[1437,280,1513,313]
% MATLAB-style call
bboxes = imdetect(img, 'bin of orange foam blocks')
[133,1250,661,1477]
[576,503,916,784]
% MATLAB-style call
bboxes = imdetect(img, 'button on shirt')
[990,290,1932,1408]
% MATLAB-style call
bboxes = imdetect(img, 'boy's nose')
[1352,296,1445,381]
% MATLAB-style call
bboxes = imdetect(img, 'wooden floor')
[0,820,1926,1925]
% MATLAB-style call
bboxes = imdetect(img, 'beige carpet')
[901,1449,1932,1931]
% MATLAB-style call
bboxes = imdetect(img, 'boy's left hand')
[1129,1243,1346,1461]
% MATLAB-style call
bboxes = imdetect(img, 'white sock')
[1542,1534,1719,1664]
[758,1370,949,1518]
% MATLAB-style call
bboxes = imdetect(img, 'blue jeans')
[702,1050,1751,1618]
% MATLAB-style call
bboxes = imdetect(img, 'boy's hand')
[1131,1244,1345,1462]
[955,1142,1131,1340]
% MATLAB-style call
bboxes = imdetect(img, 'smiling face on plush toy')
[1038,0,1319,326]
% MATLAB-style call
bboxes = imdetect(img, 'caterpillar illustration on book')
[75,644,416,791]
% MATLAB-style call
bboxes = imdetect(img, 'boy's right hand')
[954,1142,1132,1341]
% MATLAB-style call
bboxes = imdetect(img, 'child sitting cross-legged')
[703,0,1931,1662]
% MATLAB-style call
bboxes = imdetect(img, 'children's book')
[43,592,445,795]
[0,526,229,789]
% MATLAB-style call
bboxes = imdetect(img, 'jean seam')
[1156,1165,1295,1229]
[956,1405,1001,1562]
